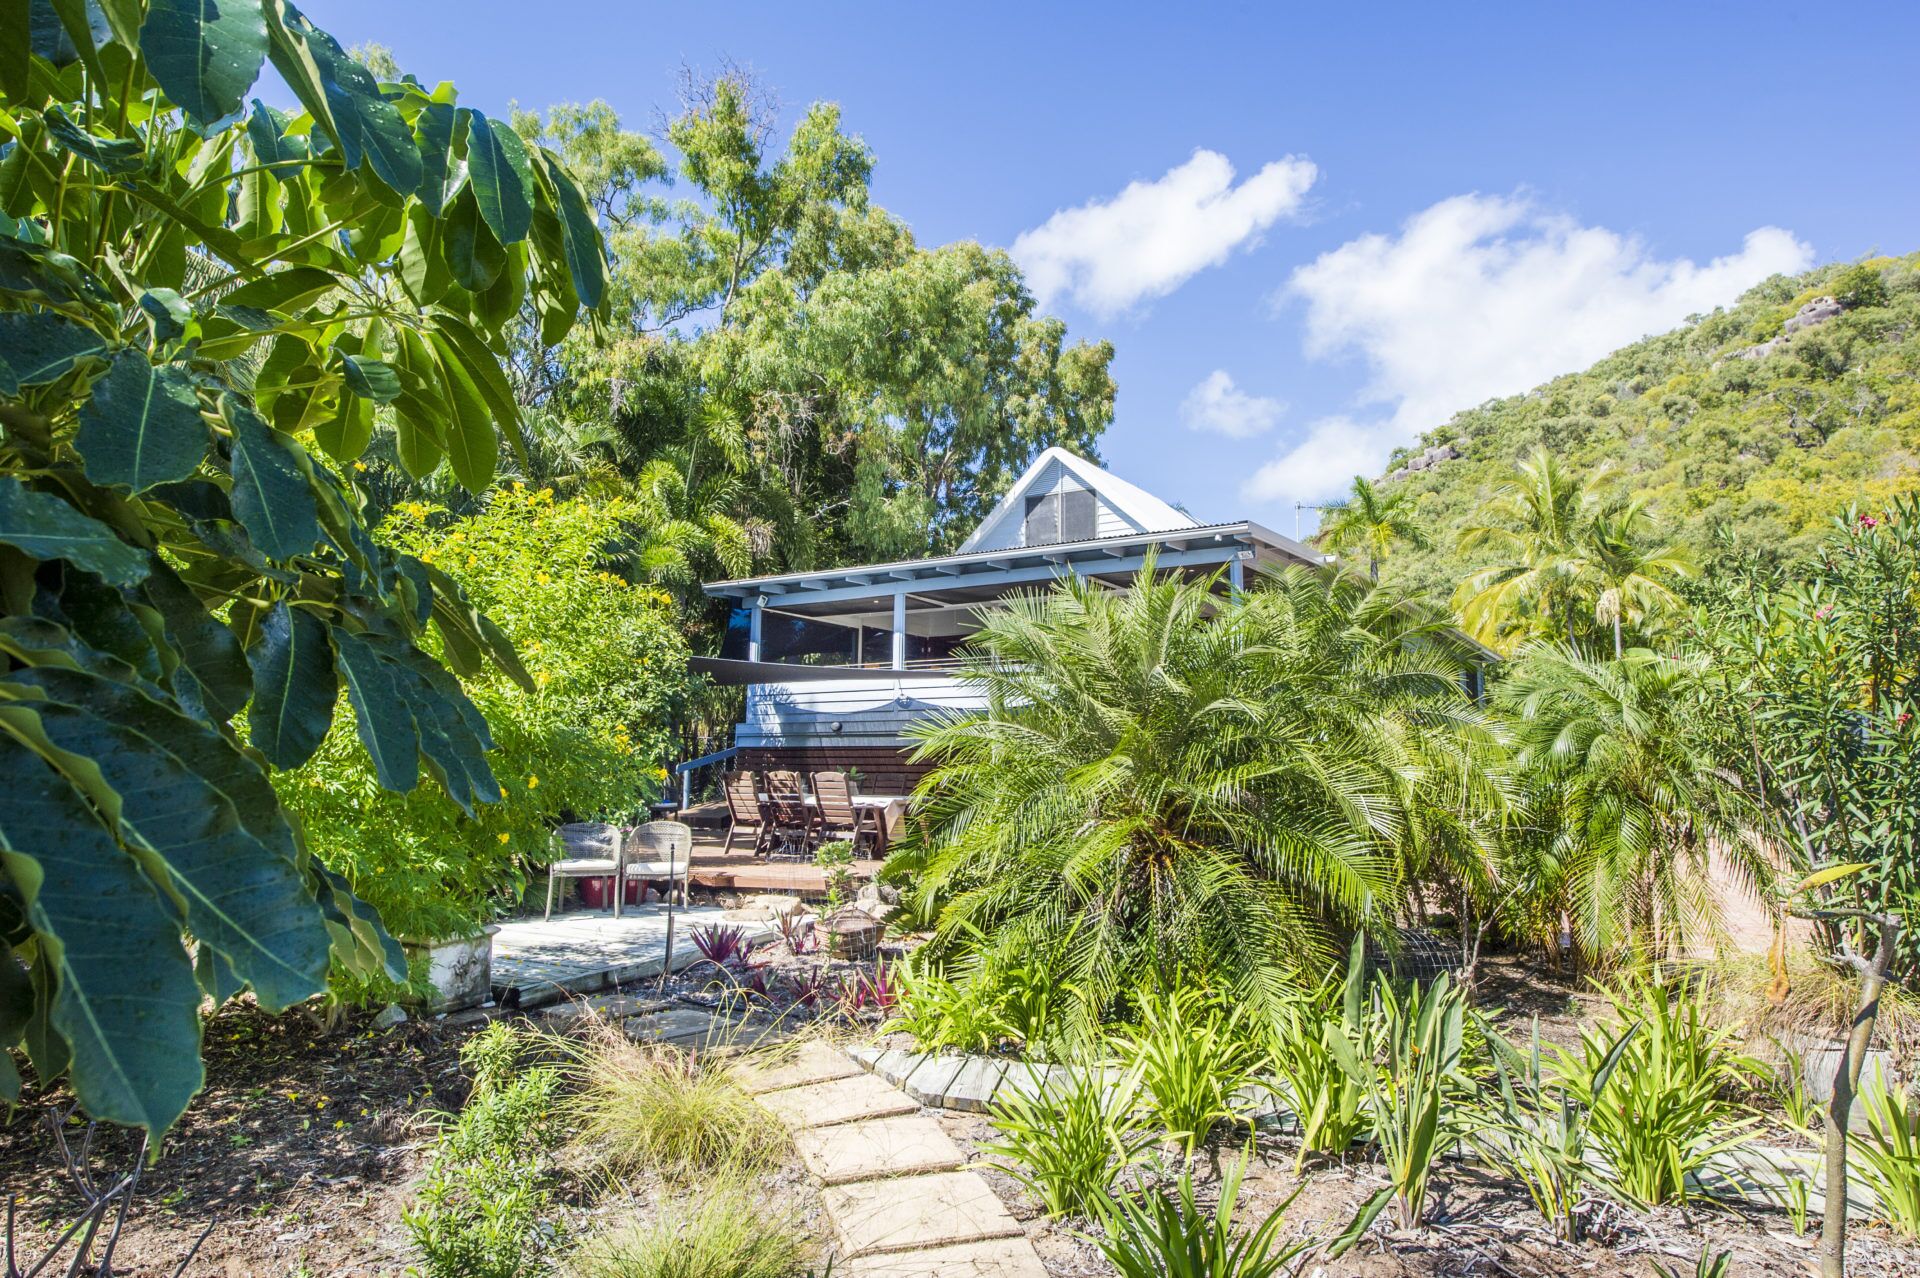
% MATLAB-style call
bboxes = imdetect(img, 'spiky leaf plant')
[892,560,1509,1029]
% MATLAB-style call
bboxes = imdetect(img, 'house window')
[1024,492,1060,545]
[1024,483,1094,546]
[1059,486,1096,542]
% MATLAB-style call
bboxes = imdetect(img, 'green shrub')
[563,1026,784,1182]
[1362,973,1475,1230]
[1470,1017,1626,1241]
[983,1062,1156,1218]
[1854,1073,1920,1237]
[1092,1153,1313,1278]
[883,952,1015,1052]
[1115,987,1266,1154]
[405,1025,567,1278]
[1266,939,1373,1168]
[564,1179,814,1278]
[280,489,690,944]
[1551,976,1763,1207]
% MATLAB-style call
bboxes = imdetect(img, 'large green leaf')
[0,734,203,1137]
[412,98,457,217]
[73,351,209,492]
[441,185,505,292]
[286,7,420,196]
[41,104,145,174]
[540,147,606,310]
[42,565,166,684]
[338,353,399,403]
[0,309,109,394]
[138,554,252,723]
[223,397,322,561]
[244,98,304,166]
[245,600,334,768]
[332,627,417,792]
[390,325,448,478]
[461,109,532,245]
[1,670,331,1009]
[425,328,495,494]
[431,312,521,439]
[0,475,148,586]
[138,0,269,135]
[398,202,453,305]
[220,263,337,312]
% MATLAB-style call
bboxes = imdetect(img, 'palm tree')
[1499,643,1774,964]
[1454,446,1601,648]
[1585,497,1694,658]
[893,560,1508,1028]
[1316,475,1431,581]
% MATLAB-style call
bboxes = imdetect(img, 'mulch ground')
[2,1003,492,1278]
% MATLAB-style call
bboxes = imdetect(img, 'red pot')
[577,876,617,909]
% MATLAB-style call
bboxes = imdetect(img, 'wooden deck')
[686,831,884,896]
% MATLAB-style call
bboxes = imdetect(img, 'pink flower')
[1900,712,1913,728]
[1814,604,1834,621]
[1858,513,1880,529]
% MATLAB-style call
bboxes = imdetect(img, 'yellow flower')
[536,572,551,585]
[497,832,510,845]
[527,775,540,789]
[534,670,551,688]
[352,460,368,472]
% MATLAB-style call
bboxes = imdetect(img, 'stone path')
[491,905,778,1008]
[736,1041,1048,1277]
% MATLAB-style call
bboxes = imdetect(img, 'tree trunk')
[1820,913,1902,1278]
[1613,613,1622,659]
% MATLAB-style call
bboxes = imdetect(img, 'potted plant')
[400,925,501,1013]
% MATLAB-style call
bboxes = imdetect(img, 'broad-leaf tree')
[0,2,608,1136]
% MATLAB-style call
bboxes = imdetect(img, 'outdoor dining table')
[756,791,913,856]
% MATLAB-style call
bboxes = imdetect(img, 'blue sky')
[313,1,1920,532]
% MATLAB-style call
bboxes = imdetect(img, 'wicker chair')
[623,820,693,905]
[544,822,623,920]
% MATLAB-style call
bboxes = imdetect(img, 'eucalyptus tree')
[1317,474,1430,581]
[514,74,1118,567]
[0,2,607,1136]
[1499,644,1775,963]
[894,562,1509,1028]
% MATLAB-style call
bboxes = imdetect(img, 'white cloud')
[1243,417,1397,509]
[1013,149,1317,318]
[1180,370,1286,438]
[1243,193,1813,508]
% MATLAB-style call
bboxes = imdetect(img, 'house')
[694,447,1326,789]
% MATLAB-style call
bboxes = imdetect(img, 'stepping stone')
[732,1041,861,1094]
[825,1170,1024,1257]
[621,1008,715,1045]
[757,1073,920,1130]
[845,1239,1049,1277]
[792,1114,966,1185]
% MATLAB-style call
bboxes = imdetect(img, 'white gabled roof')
[956,446,1199,553]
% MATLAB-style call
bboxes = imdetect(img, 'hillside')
[1370,253,1920,599]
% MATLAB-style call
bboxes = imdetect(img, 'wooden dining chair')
[722,770,769,855]
[544,822,623,920]
[763,769,814,859]
[809,770,873,855]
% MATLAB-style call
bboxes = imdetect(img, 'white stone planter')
[401,925,498,1013]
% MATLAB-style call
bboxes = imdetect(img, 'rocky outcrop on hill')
[1384,441,1460,484]
[1737,295,1845,360]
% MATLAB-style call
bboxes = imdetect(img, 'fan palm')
[1317,475,1431,581]
[1454,446,1603,649]
[893,561,1509,1027]
[1499,643,1774,963]
[1585,497,1693,657]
